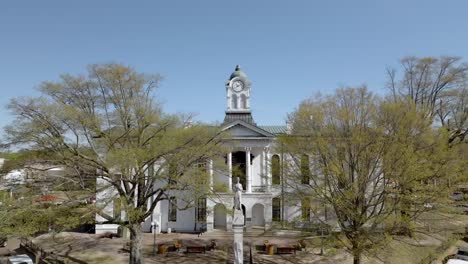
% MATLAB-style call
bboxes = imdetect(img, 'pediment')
[222,120,274,138]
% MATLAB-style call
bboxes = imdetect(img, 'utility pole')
[281,141,285,228]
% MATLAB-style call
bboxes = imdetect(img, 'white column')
[261,149,265,187]
[265,147,271,192]
[209,159,213,190]
[246,147,252,193]
[228,152,232,192]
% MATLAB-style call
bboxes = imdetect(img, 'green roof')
[223,113,256,125]
[259,126,287,135]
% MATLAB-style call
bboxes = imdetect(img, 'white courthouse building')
[96,66,310,234]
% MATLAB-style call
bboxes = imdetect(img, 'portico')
[204,65,287,232]
[222,145,272,194]
[95,65,293,235]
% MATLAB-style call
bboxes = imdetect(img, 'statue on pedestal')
[233,177,242,211]
[232,176,244,264]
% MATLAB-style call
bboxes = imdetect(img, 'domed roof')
[229,65,248,80]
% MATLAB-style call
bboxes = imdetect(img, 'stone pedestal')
[232,209,244,264]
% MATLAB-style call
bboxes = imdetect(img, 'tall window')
[168,197,177,222]
[301,154,310,184]
[197,198,207,222]
[195,159,208,184]
[195,160,206,170]
[113,197,121,220]
[167,162,178,185]
[240,94,247,109]
[272,197,281,221]
[232,151,247,190]
[301,198,311,221]
[272,155,280,185]
[148,163,154,177]
[232,94,238,109]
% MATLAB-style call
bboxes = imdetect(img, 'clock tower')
[223,65,256,125]
[226,65,251,113]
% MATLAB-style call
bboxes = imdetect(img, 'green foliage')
[0,149,57,174]
[0,196,94,238]
[282,86,462,263]
[213,182,229,192]
[2,63,226,264]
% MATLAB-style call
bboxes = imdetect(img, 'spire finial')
[229,65,247,80]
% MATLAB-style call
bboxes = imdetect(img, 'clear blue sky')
[1,0,467,131]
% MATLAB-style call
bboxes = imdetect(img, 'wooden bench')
[296,240,307,251]
[276,246,296,255]
[254,244,266,253]
[167,241,182,252]
[186,245,206,253]
[206,240,217,251]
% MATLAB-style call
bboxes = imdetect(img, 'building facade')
[96,66,308,234]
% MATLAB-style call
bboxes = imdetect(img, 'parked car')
[450,192,464,201]
[7,254,33,264]
[447,259,468,264]
[455,204,468,214]
[454,247,468,261]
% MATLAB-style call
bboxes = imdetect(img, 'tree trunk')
[129,223,143,264]
[351,240,362,264]
[399,207,414,237]
[353,250,361,264]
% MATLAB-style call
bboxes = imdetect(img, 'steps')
[203,227,266,238]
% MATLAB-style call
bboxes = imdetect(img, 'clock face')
[232,80,244,92]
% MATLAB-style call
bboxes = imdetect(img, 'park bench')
[295,240,307,251]
[206,240,217,251]
[186,245,206,253]
[167,240,182,252]
[254,244,266,253]
[276,246,296,255]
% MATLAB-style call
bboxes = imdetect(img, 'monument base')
[232,209,244,264]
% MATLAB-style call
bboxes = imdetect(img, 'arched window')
[272,197,281,221]
[167,161,178,185]
[231,94,238,109]
[301,154,310,184]
[301,197,311,221]
[197,197,207,222]
[240,94,247,109]
[168,197,177,222]
[113,197,121,220]
[271,155,280,185]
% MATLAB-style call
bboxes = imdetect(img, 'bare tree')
[3,64,225,264]
[386,56,468,144]
[282,86,455,264]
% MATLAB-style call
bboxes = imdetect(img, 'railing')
[251,185,268,193]
[212,185,270,193]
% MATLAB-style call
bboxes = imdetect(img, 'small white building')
[96,66,311,234]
